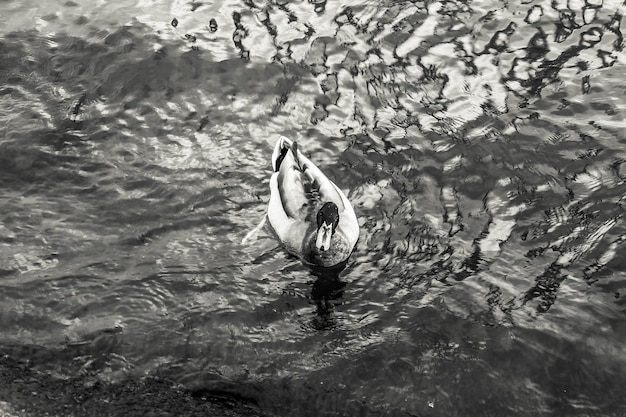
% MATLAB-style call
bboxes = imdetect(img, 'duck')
[262,136,359,267]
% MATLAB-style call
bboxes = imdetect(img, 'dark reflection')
[310,0,327,15]
[232,11,250,60]
[308,264,347,330]
[523,262,566,313]
[2,2,626,416]
[481,22,517,54]
[209,18,218,32]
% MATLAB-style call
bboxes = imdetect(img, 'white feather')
[265,136,359,267]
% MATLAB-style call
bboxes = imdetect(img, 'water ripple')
[1,1,626,416]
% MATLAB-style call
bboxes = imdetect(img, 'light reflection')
[1,0,626,415]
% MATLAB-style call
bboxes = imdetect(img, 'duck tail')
[272,136,304,172]
[272,136,291,172]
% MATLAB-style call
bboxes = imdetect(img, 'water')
[1,0,625,415]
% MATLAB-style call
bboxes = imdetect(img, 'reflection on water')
[1,0,625,416]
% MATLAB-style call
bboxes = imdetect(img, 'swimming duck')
[265,136,359,267]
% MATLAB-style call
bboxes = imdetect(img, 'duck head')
[315,202,339,252]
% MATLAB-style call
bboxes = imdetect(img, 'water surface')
[1,0,625,416]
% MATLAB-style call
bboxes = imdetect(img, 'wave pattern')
[1,0,626,416]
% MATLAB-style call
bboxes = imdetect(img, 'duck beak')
[315,222,333,252]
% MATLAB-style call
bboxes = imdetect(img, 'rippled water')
[1,0,626,415]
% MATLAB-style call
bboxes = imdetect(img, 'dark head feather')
[317,202,339,232]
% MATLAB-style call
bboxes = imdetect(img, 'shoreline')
[0,352,273,417]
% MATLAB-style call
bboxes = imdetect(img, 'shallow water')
[1,0,626,415]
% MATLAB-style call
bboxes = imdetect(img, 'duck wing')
[276,141,329,221]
